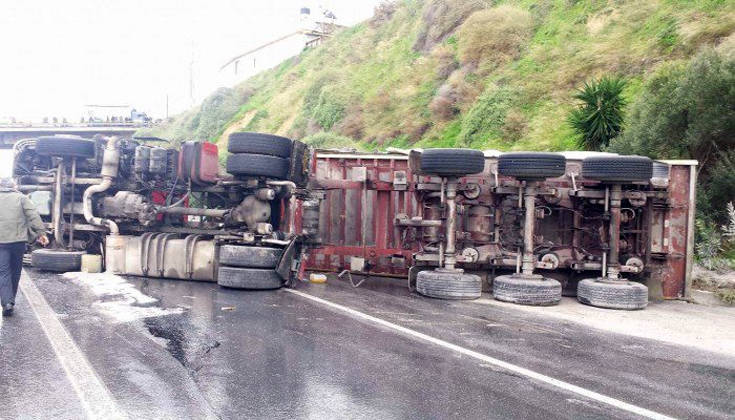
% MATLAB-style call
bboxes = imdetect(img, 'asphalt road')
[1,269,734,419]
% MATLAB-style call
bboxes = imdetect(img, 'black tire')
[420,149,485,176]
[217,266,283,290]
[226,153,289,179]
[36,136,96,158]
[582,156,653,182]
[227,132,293,158]
[498,152,566,180]
[31,249,85,272]
[577,278,648,310]
[416,270,481,300]
[492,274,561,306]
[218,245,282,268]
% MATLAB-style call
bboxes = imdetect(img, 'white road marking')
[285,288,676,420]
[20,270,127,420]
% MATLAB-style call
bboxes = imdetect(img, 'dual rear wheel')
[216,245,285,290]
[225,132,293,180]
[220,132,294,289]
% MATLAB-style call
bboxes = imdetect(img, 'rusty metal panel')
[653,162,696,298]
[304,151,697,299]
[304,153,417,276]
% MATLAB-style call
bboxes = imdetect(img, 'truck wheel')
[419,149,485,176]
[582,156,653,182]
[217,266,283,290]
[577,278,648,310]
[31,249,85,272]
[492,274,561,306]
[226,153,289,179]
[227,132,293,158]
[416,270,482,300]
[218,245,282,269]
[497,152,566,180]
[35,136,96,158]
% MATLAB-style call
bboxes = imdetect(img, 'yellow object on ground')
[309,273,327,283]
[81,254,102,273]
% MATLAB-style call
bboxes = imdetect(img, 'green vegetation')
[568,76,626,151]
[695,218,731,271]
[457,84,514,147]
[609,49,735,221]
[716,289,735,305]
[144,0,734,156]
[300,132,365,150]
[608,50,735,166]
[695,199,735,272]
[608,47,735,267]
[456,5,533,74]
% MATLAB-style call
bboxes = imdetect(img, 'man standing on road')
[0,178,48,316]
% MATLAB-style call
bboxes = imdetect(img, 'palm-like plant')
[568,76,627,150]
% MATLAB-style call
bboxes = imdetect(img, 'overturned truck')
[14,133,696,310]
[14,133,318,289]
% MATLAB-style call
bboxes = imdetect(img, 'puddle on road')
[64,271,221,373]
[144,315,220,372]
[63,272,184,323]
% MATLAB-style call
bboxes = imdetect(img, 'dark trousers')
[0,242,26,307]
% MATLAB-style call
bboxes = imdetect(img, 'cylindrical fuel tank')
[467,205,493,242]
[134,146,151,174]
[422,203,442,243]
[105,234,216,281]
[149,147,168,175]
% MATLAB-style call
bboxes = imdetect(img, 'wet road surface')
[1,269,734,419]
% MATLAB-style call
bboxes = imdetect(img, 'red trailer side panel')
[304,151,697,299]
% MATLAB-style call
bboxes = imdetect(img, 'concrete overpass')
[0,126,140,148]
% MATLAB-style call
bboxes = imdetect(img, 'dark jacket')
[0,188,46,243]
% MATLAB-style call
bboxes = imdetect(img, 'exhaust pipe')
[53,160,66,246]
[83,137,121,234]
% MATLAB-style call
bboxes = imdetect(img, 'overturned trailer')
[14,133,317,289]
[304,148,697,309]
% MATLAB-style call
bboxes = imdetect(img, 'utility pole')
[189,60,194,107]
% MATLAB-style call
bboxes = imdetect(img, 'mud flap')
[276,238,302,287]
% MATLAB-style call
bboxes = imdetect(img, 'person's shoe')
[2,303,13,317]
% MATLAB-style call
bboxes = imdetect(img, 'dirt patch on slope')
[216,110,257,149]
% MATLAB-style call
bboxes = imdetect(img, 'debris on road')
[309,273,327,283]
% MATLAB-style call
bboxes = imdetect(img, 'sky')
[0,0,382,123]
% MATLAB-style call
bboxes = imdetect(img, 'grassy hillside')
[142,0,735,156]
